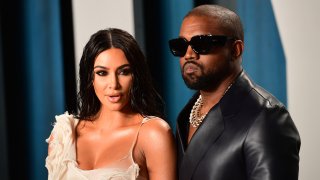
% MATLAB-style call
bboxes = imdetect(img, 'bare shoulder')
[140,117,173,135]
[137,116,177,180]
[138,116,175,149]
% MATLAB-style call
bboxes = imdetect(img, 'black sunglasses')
[168,35,236,57]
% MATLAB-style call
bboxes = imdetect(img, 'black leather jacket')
[176,71,300,180]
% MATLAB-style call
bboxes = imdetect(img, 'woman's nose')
[107,74,120,89]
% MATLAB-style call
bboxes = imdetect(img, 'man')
[168,4,300,180]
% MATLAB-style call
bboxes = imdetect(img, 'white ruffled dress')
[45,112,150,180]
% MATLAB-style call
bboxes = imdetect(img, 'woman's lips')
[107,95,121,103]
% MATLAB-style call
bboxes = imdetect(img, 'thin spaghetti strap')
[141,116,157,124]
[128,116,157,161]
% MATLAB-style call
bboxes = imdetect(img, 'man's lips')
[183,63,200,74]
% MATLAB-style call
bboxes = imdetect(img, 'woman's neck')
[92,108,142,129]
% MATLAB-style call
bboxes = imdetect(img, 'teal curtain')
[158,0,194,129]
[141,0,194,129]
[236,0,287,105]
[24,0,65,179]
[0,0,66,179]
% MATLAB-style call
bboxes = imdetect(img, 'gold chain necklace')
[189,83,233,128]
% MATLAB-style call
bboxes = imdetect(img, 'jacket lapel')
[177,70,254,180]
[179,105,224,180]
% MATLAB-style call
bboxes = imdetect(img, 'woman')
[45,28,177,180]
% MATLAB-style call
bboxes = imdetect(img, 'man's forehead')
[179,16,222,38]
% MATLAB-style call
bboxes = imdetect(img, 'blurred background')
[0,0,319,179]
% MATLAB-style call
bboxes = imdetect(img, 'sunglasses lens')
[191,36,215,54]
[169,38,188,57]
[169,35,233,57]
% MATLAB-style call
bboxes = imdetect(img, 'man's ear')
[232,40,244,59]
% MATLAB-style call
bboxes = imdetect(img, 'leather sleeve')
[244,105,300,180]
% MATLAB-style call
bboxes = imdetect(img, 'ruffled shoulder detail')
[45,112,79,180]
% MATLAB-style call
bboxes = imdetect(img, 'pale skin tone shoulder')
[134,117,177,180]
[48,48,176,180]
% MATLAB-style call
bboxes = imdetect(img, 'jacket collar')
[219,70,255,117]
[177,71,255,180]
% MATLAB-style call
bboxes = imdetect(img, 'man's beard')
[182,62,228,91]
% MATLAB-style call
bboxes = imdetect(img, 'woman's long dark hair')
[76,28,165,120]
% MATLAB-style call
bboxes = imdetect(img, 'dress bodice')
[45,112,154,180]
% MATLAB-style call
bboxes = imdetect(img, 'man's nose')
[184,45,199,60]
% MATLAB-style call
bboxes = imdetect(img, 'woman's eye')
[95,71,107,76]
[118,68,132,75]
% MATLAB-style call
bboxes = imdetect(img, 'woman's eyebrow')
[93,64,130,70]
[117,64,130,70]
[94,65,108,69]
